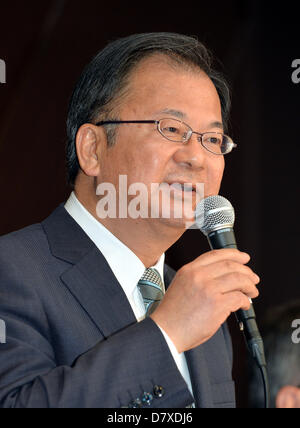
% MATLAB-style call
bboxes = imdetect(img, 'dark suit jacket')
[0,204,236,408]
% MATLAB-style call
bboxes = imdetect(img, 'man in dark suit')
[0,33,260,408]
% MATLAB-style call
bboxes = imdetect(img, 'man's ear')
[76,124,105,177]
[276,386,300,408]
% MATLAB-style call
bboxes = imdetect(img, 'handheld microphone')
[196,195,269,407]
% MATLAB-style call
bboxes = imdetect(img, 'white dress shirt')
[64,192,194,398]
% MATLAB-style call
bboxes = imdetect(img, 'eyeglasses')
[96,118,237,155]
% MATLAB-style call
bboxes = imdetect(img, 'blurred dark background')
[0,0,299,407]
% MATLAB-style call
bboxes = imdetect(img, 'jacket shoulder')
[0,223,46,254]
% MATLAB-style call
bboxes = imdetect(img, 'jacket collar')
[42,203,96,264]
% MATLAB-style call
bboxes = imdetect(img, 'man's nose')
[172,134,206,169]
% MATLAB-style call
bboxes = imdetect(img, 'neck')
[99,217,183,267]
[74,184,185,267]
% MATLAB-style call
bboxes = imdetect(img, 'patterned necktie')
[137,268,164,316]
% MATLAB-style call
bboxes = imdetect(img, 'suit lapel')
[42,205,137,337]
[60,248,137,337]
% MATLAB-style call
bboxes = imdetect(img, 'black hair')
[66,32,231,186]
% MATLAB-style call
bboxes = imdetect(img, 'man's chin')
[156,213,196,231]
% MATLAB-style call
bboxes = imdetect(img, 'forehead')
[121,55,222,120]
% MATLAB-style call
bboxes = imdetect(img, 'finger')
[223,291,252,313]
[203,260,260,283]
[192,249,250,268]
[214,273,260,299]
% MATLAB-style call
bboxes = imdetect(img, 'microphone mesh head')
[196,195,235,235]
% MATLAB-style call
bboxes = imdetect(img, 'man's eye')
[163,126,180,134]
[205,136,222,145]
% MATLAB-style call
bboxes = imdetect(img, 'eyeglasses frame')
[95,118,237,155]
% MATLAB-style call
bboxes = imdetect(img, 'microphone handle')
[207,228,267,368]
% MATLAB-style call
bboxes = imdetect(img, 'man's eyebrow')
[155,110,224,131]
[208,121,224,130]
[156,109,186,119]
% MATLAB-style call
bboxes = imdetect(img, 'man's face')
[96,55,225,230]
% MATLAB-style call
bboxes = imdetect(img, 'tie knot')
[139,268,163,289]
[138,268,164,316]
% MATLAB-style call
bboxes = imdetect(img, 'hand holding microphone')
[151,194,269,407]
[151,196,261,354]
[195,195,269,407]
[195,195,267,369]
